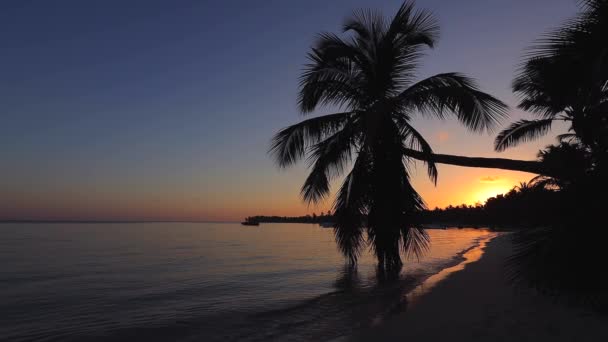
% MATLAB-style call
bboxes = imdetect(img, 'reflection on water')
[334,265,362,291]
[0,223,496,341]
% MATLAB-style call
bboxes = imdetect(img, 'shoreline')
[403,233,497,309]
[327,232,499,342]
[349,234,608,341]
[363,233,500,327]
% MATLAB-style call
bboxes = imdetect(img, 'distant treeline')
[248,182,560,228]
[245,213,334,224]
[416,184,560,228]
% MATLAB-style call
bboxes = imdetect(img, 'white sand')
[350,234,608,341]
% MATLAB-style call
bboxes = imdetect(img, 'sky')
[1,0,578,221]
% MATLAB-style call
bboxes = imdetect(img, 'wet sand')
[351,234,608,341]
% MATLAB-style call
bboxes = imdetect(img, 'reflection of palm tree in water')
[333,264,362,292]
[332,264,410,327]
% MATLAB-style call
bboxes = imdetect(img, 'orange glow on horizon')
[413,165,533,210]
[469,184,514,206]
[0,173,525,221]
[0,163,537,222]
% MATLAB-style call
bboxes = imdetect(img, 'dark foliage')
[416,183,560,228]
[245,212,335,224]
[494,0,608,308]
[495,0,608,167]
[270,1,507,269]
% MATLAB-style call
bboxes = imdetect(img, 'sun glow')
[471,184,514,205]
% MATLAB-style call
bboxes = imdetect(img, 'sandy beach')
[351,234,608,341]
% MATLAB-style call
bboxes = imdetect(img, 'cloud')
[480,176,501,183]
[437,131,449,142]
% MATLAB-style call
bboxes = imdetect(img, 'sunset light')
[3,0,606,341]
[471,184,514,205]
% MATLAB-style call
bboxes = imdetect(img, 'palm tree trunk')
[402,148,549,175]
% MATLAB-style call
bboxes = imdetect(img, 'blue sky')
[1,0,577,220]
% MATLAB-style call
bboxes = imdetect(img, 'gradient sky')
[1,0,577,221]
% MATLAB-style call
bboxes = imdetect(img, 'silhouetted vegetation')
[250,179,559,228]
[269,0,607,306]
[417,185,559,228]
[245,212,335,224]
[494,0,608,307]
[270,0,512,271]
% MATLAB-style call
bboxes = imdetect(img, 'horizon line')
[0,220,240,224]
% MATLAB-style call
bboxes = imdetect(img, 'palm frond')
[400,73,508,132]
[301,121,358,203]
[382,1,439,90]
[513,0,608,120]
[494,119,554,152]
[395,117,438,184]
[556,133,579,143]
[512,57,574,118]
[524,0,608,61]
[528,175,561,190]
[401,226,429,261]
[386,1,439,49]
[299,45,363,113]
[332,155,372,263]
[343,9,372,40]
[269,112,352,167]
[312,32,373,81]
[397,161,427,213]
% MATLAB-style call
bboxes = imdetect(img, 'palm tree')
[528,142,593,189]
[494,0,608,163]
[269,1,533,269]
[496,1,608,301]
[515,181,532,193]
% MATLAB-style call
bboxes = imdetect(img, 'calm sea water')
[0,223,495,341]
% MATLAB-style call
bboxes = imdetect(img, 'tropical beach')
[2,0,607,340]
[351,235,608,341]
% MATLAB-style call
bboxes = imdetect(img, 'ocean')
[0,223,495,341]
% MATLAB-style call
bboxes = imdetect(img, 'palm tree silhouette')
[514,182,532,193]
[495,0,607,162]
[270,1,541,269]
[496,1,608,301]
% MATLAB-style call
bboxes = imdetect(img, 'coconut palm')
[270,1,518,269]
[528,142,593,190]
[497,1,608,302]
[494,0,608,161]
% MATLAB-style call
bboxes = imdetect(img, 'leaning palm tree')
[270,1,513,269]
[494,0,608,161]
